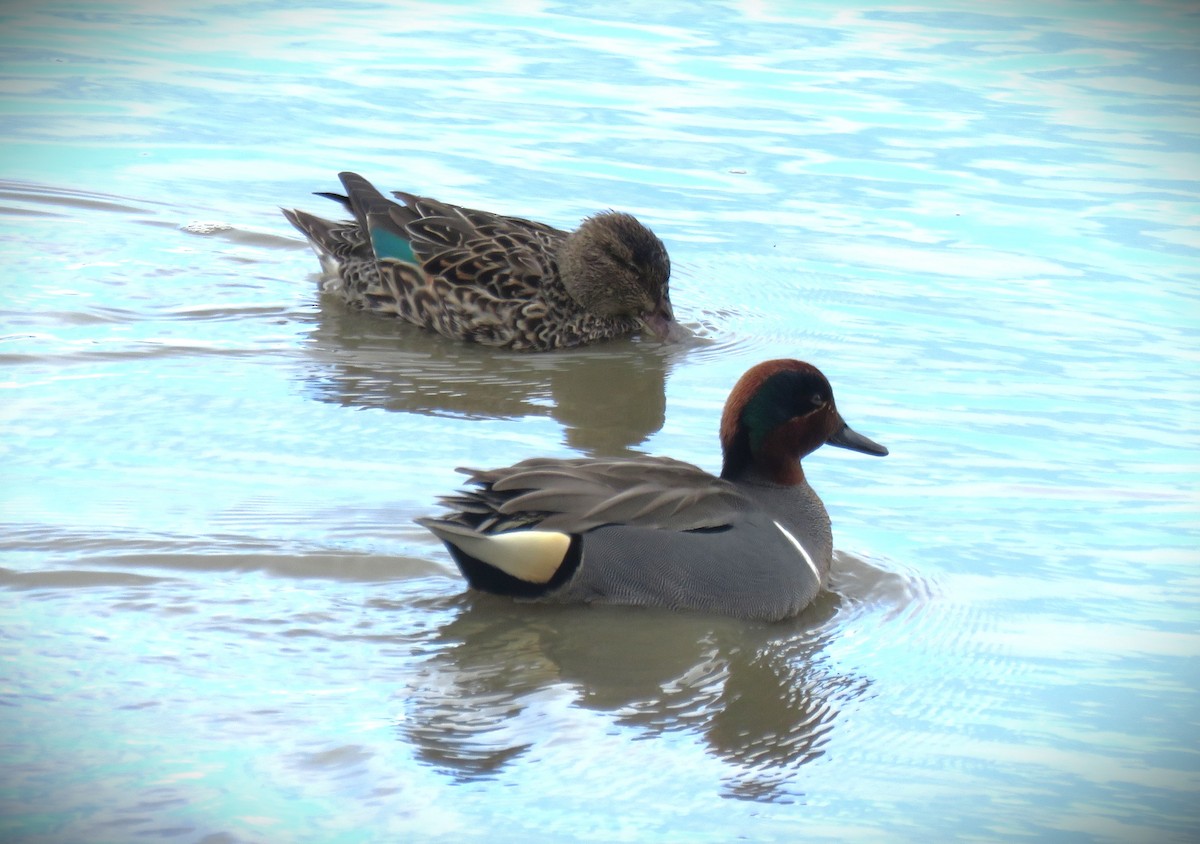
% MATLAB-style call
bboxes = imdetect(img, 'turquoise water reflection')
[2,1,1198,842]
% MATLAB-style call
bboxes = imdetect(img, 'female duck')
[419,359,887,621]
[283,172,686,351]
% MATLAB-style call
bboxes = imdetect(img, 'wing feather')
[438,456,746,535]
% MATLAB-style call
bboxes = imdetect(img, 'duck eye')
[811,393,827,408]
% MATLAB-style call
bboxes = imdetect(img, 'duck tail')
[280,206,344,259]
[417,517,582,596]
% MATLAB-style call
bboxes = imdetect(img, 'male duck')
[419,359,887,621]
[282,172,687,351]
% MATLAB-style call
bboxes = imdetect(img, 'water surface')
[1,1,1198,842]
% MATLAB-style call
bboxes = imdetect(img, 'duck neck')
[720,426,806,486]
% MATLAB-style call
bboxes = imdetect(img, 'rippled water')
[2,1,1198,842]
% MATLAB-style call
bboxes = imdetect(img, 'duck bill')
[641,299,691,343]
[828,421,888,456]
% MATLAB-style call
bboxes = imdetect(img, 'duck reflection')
[298,300,680,456]
[394,585,872,803]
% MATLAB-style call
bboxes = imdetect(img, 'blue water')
[2,1,1198,842]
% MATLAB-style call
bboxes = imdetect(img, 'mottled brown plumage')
[282,172,686,351]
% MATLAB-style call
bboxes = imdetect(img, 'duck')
[282,172,687,351]
[418,359,887,621]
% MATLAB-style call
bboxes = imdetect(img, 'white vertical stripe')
[773,521,820,581]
